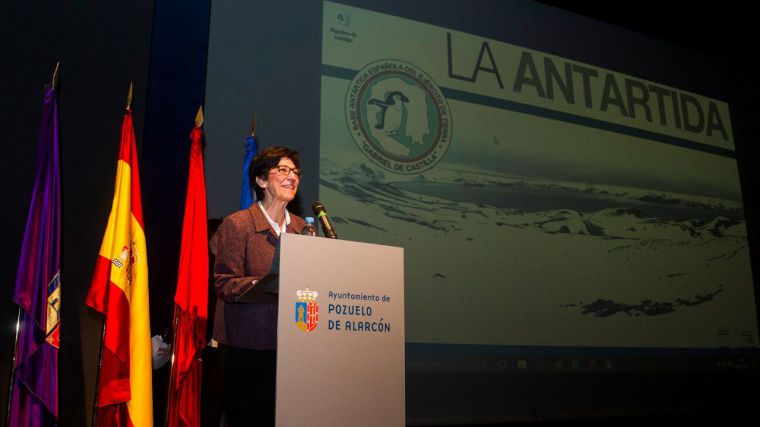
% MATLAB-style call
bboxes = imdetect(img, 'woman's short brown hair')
[248,146,301,201]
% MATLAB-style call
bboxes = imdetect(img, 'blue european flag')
[240,135,258,209]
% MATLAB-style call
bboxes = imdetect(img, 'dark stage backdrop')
[1,0,211,424]
[1,1,155,424]
[2,0,759,425]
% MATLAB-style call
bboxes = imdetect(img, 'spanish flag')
[86,107,153,426]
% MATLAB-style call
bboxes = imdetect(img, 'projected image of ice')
[319,154,754,348]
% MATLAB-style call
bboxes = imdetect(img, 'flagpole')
[89,81,130,427]
[164,305,180,427]
[4,309,22,427]
[126,82,133,111]
[51,62,60,89]
[90,321,107,427]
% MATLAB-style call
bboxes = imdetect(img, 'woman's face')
[257,156,300,204]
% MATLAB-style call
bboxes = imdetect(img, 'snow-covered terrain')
[320,160,758,349]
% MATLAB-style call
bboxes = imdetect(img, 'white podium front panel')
[276,234,405,427]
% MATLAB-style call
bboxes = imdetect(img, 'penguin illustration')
[368,91,409,135]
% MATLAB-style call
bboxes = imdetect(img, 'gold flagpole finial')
[195,106,205,128]
[51,62,60,89]
[126,82,134,111]
[250,111,257,137]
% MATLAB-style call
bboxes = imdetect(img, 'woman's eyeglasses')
[271,165,302,178]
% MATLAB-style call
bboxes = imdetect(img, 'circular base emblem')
[345,60,452,174]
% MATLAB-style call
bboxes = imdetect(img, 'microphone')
[312,201,338,239]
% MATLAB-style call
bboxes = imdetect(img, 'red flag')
[167,123,208,427]
[86,109,153,426]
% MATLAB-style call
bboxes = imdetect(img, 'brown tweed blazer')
[212,204,305,349]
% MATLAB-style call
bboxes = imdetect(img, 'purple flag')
[10,85,61,426]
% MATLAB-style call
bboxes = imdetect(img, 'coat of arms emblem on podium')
[295,287,319,332]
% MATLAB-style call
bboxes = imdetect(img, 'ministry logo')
[295,288,319,333]
[345,60,452,174]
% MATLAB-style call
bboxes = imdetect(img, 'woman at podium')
[211,146,306,426]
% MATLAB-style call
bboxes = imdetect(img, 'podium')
[275,234,405,426]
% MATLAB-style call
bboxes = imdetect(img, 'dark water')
[393,181,743,222]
